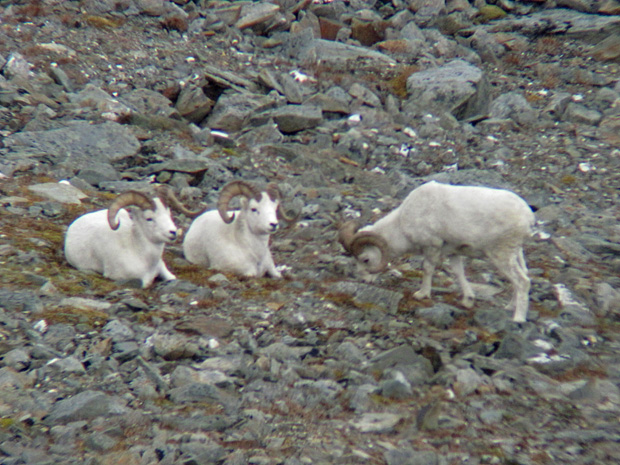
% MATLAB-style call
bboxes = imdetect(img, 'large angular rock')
[175,83,214,123]
[404,59,491,121]
[0,289,43,313]
[479,8,620,42]
[296,38,397,67]
[592,33,620,61]
[489,91,538,126]
[206,93,276,132]
[169,382,222,404]
[122,87,179,118]
[28,182,87,204]
[234,2,280,30]
[329,281,404,314]
[3,121,140,166]
[385,448,439,465]
[44,390,129,424]
[271,104,323,133]
[69,84,131,117]
[351,413,402,433]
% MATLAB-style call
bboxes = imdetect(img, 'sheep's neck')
[130,224,166,258]
[233,217,270,247]
[367,209,410,256]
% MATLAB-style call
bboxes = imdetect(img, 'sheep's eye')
[362,258,370,264]
[251,208,258,213]
[146,217,154,222]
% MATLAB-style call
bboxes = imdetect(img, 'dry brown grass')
[536,37,562,56]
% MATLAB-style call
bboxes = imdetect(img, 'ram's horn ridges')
[278,204,300,224]
[349,231,390,273]
[217,180,260,224]
[265,183,281,201]
[337,220,361,253]
[107,191,156,231]
[154,185,205,218]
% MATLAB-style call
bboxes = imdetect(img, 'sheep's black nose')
[269,223,278,232]
[169,230,177,238]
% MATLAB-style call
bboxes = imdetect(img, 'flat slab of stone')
[28,182,87,204]
[297,38,397,66]
[271,105,323,133]
[44,390,129,424]
[479,8,620,42]
[350,413,402,433]
[330,281,404,314]
[4,121,140,166]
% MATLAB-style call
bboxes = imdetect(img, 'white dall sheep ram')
[65,186,197,288]
[338,181,535,322]
[183,180,297,278]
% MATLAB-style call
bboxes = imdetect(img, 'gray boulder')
[404,59,491,121]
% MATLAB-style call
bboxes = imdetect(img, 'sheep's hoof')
[461,296,475,308]
[413,290,431,301]
[274,265,291,278]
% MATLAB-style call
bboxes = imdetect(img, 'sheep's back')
[400,182,534,248]
[183,210,234,266]
[64,210,112,272]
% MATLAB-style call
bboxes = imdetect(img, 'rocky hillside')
[1,0,619,464]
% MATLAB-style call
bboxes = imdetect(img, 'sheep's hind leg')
[413,247,441,301]
[449,255,475,308]
[512,248,530,322]
[486,248,530,322]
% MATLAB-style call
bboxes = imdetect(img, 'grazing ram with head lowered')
[338,181,535,322]
[182,180,297,278]
[64,185,196,288]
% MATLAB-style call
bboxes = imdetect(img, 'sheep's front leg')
[263,253,282,279]
[157,261,177,282]
[449,255,475,308]
[413,247,441,301]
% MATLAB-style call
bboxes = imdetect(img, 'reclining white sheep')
[183,180,297,278]
[65,186,196,288]
[338,181,535,322]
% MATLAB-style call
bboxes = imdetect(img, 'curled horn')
[350,232,390,273]
[267,182,299,224]
[217,180,260,224]
[154,185,205,218]
[107,191,156,231]
[338,220,390,273]
[337,220,360,253]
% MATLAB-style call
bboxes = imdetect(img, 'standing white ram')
[183,180,296,278]
[65,186,196,288]
[338,181,535,322]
